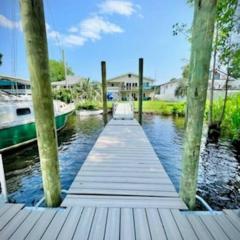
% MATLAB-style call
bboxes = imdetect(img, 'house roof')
[107,73,155,83]
[51,76,84,86]
[0,75,31,85]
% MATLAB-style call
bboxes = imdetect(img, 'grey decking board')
[223,210,240,232]
[120,208,135,240]
[213,214,240,240]
[57,207,83,240]
[25,209,58,240]
[0,204,12,217]
[171,209,198,240]
[72,207,96,240]
[62,195,187,209]
[146,208,167,240]
[0,209,31,240]
[41,208,71,240]
[104,208,120,240]
[158,209,183,240]
[0,204,24,231]
[9,210,43,240]
[199,215,230,240]
[88,207,108,240]
[134,208,151,240]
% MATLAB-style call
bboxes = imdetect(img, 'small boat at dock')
[0,91,74,153]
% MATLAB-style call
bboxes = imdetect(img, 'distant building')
[107,73,155,100]
[51,75,84,89]
[155,71,240,101]
[0,75,31,95]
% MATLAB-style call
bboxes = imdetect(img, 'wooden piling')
[101,61,108,125]
[20,0,61,207]
[138,58,144,125]
[180,0,217,209]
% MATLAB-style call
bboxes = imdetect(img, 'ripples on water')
[2,113,240,210]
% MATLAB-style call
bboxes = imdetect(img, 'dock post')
[0,154,8,202]
[101,61,108,125]
[20,0,61,207]
[138,58,144,125]
[180,0,217,209]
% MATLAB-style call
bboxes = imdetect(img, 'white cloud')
[64,35,86,46]
[98,0,137,16]
[79,16,123,41]
[0,14,21,30]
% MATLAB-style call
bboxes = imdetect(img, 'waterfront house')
[107,73,155,100]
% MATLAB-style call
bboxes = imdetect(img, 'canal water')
[2,113,240,210]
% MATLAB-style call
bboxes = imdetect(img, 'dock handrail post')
[20,0,61,207]
[180,0,217,210]
[101,61,108,125]
[0,154,8,202]
[138,58,144,125]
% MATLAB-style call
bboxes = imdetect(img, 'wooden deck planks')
[63,119,186,209]
[0,205,240,239]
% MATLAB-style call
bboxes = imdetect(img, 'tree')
[174,64,189,97]
[49,59,74,82]
[180,0,217,209]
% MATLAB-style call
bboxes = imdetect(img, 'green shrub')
[53,88,73,103]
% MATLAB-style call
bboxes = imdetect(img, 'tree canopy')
[49,59,74,82]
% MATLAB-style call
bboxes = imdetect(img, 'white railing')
[0,154,8,202]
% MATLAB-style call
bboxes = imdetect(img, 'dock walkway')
[0,103,240,239]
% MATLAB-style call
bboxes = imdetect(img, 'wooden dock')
[0,103,239,239]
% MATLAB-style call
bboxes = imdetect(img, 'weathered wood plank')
[223,210,240,232]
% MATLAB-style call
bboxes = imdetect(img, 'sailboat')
[0,91,74,152]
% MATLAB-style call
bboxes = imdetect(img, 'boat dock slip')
[61,118,187,209]
[0,103,240,239]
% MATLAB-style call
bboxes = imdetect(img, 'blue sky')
[0,0,193,84]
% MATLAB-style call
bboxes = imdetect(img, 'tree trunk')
[219,72,230,126]
[101,61,108,125]
[138,58,144,125]
[180,0,217,210]
[209,27,218,125]
[20,0,61,207]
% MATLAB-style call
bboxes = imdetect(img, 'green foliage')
[73,79,102,102]
[52,88,73,103]
[206,94,240,140]
[49,59,74,82]
[174,64,189,97]
[134,100,186,116]
[75,100,102,110]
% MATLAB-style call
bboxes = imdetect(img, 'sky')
[0,0,193,84]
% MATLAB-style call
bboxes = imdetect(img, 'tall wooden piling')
[101,61,108,125]
[180,0,217,209]
[138,58,144,125]
[20,0,61,207]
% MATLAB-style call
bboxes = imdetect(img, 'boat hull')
[0,112,71,153]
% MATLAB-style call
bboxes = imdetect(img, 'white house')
[107,73,155,100]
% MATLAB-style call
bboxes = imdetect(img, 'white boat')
[0,91,74,152]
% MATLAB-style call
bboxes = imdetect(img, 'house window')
[16,108,31,116]
[111,83,114,87]
[128,74,132,78]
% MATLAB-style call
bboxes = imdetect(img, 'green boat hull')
[0,112,70,152]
